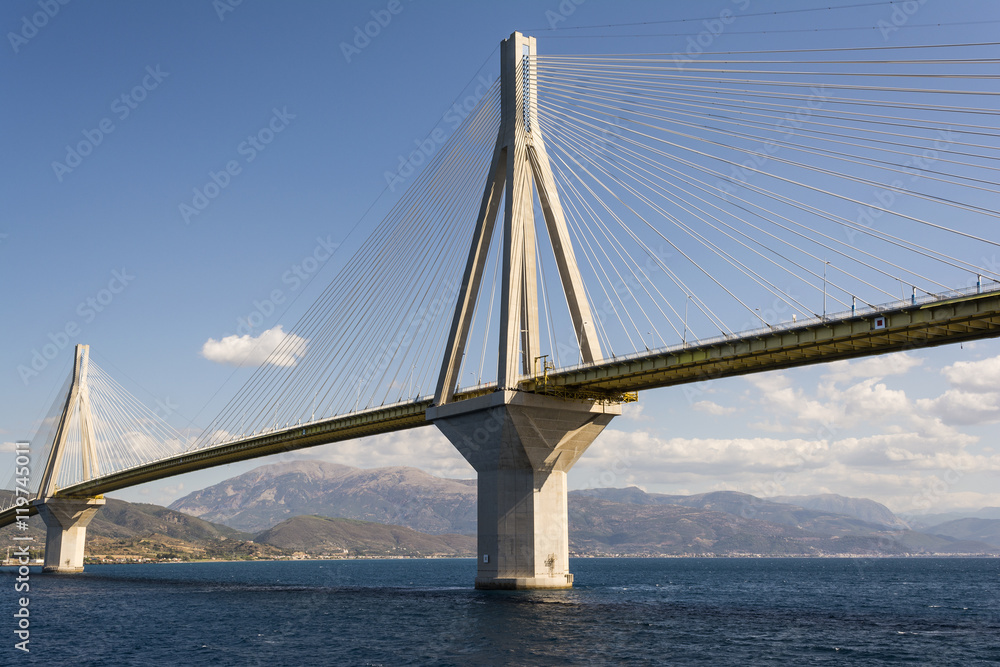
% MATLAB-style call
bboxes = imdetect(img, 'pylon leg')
[33,497,105,573]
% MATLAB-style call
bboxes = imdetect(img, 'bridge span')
[4,31,1000,587]
[5,284,998,577]
[5,284,996,509]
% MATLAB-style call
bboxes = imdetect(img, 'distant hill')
[567,495,998,556]
[926,518,1000,547]
[0,498,285,562]
[90,498,248,541]
[255,516,475,557]
[5,478,997,561]
[569,495,817,555]
[909,507,1000,530]
[0,497,477,561]
[173,465,899,539]
[169,461,476,534]
[573,488,896,536]
[769,493,908,529]
[164,464,1000,556]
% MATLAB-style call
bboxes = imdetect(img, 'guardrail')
[543,282,1000,378]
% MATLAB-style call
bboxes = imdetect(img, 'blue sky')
[2,0,999,515]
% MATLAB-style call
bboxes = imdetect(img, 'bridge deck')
[528,289,1000,395]
[3,288,997,530]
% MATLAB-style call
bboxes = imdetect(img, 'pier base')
[429,391,618,590]
[33,497,105,573]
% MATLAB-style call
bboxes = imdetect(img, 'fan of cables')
[526,42,1000,358]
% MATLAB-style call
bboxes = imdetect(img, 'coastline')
[4,552,994,568]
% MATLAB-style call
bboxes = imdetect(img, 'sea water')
[2,557,998,665]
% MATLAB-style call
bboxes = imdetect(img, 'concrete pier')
[429,391,619,589]
[33,497,105,573]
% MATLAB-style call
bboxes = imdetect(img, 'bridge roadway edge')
[2,293,997,531]
[533,293,1000,393]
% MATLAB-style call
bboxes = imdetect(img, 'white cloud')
[307,426,473,480]
[916,390,1000,426]
[822,352,923,384]
[899,490,1000,515]
[692,400,736,416]
[838,378,910,422]
[746,372,920,435]
[745,373,839,431]
[137,482,186,506]
[587,429,830,476]
[201,325,307,367]
[621,403,651,421]
[941,355,1000,393]
[908,413,969,442]
[572,426,1000,512]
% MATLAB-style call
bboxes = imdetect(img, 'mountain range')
[256,516,474,557]
[921,517,1000,547]
[6,461,995,561]
[0,497,475,561]
[170,461,476,534]
[1,498,286,562]
[168,461,1000,556]
[907,507,1000,530]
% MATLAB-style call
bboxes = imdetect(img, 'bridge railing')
[0,490,37,514]
[543,281,1000,377]
[16,284,997,495]
[190,394,442,452]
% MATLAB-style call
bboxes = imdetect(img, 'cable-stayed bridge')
[3,33,1000,588]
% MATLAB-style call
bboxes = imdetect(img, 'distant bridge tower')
[33,344,106,573]
[428,32,621,589]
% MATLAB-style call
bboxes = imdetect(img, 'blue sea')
[2,557,998,665]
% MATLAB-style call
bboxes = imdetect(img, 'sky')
[2,0,999,516]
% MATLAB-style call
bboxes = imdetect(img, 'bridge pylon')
[428,32,621,589]
[32,344,105,573]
